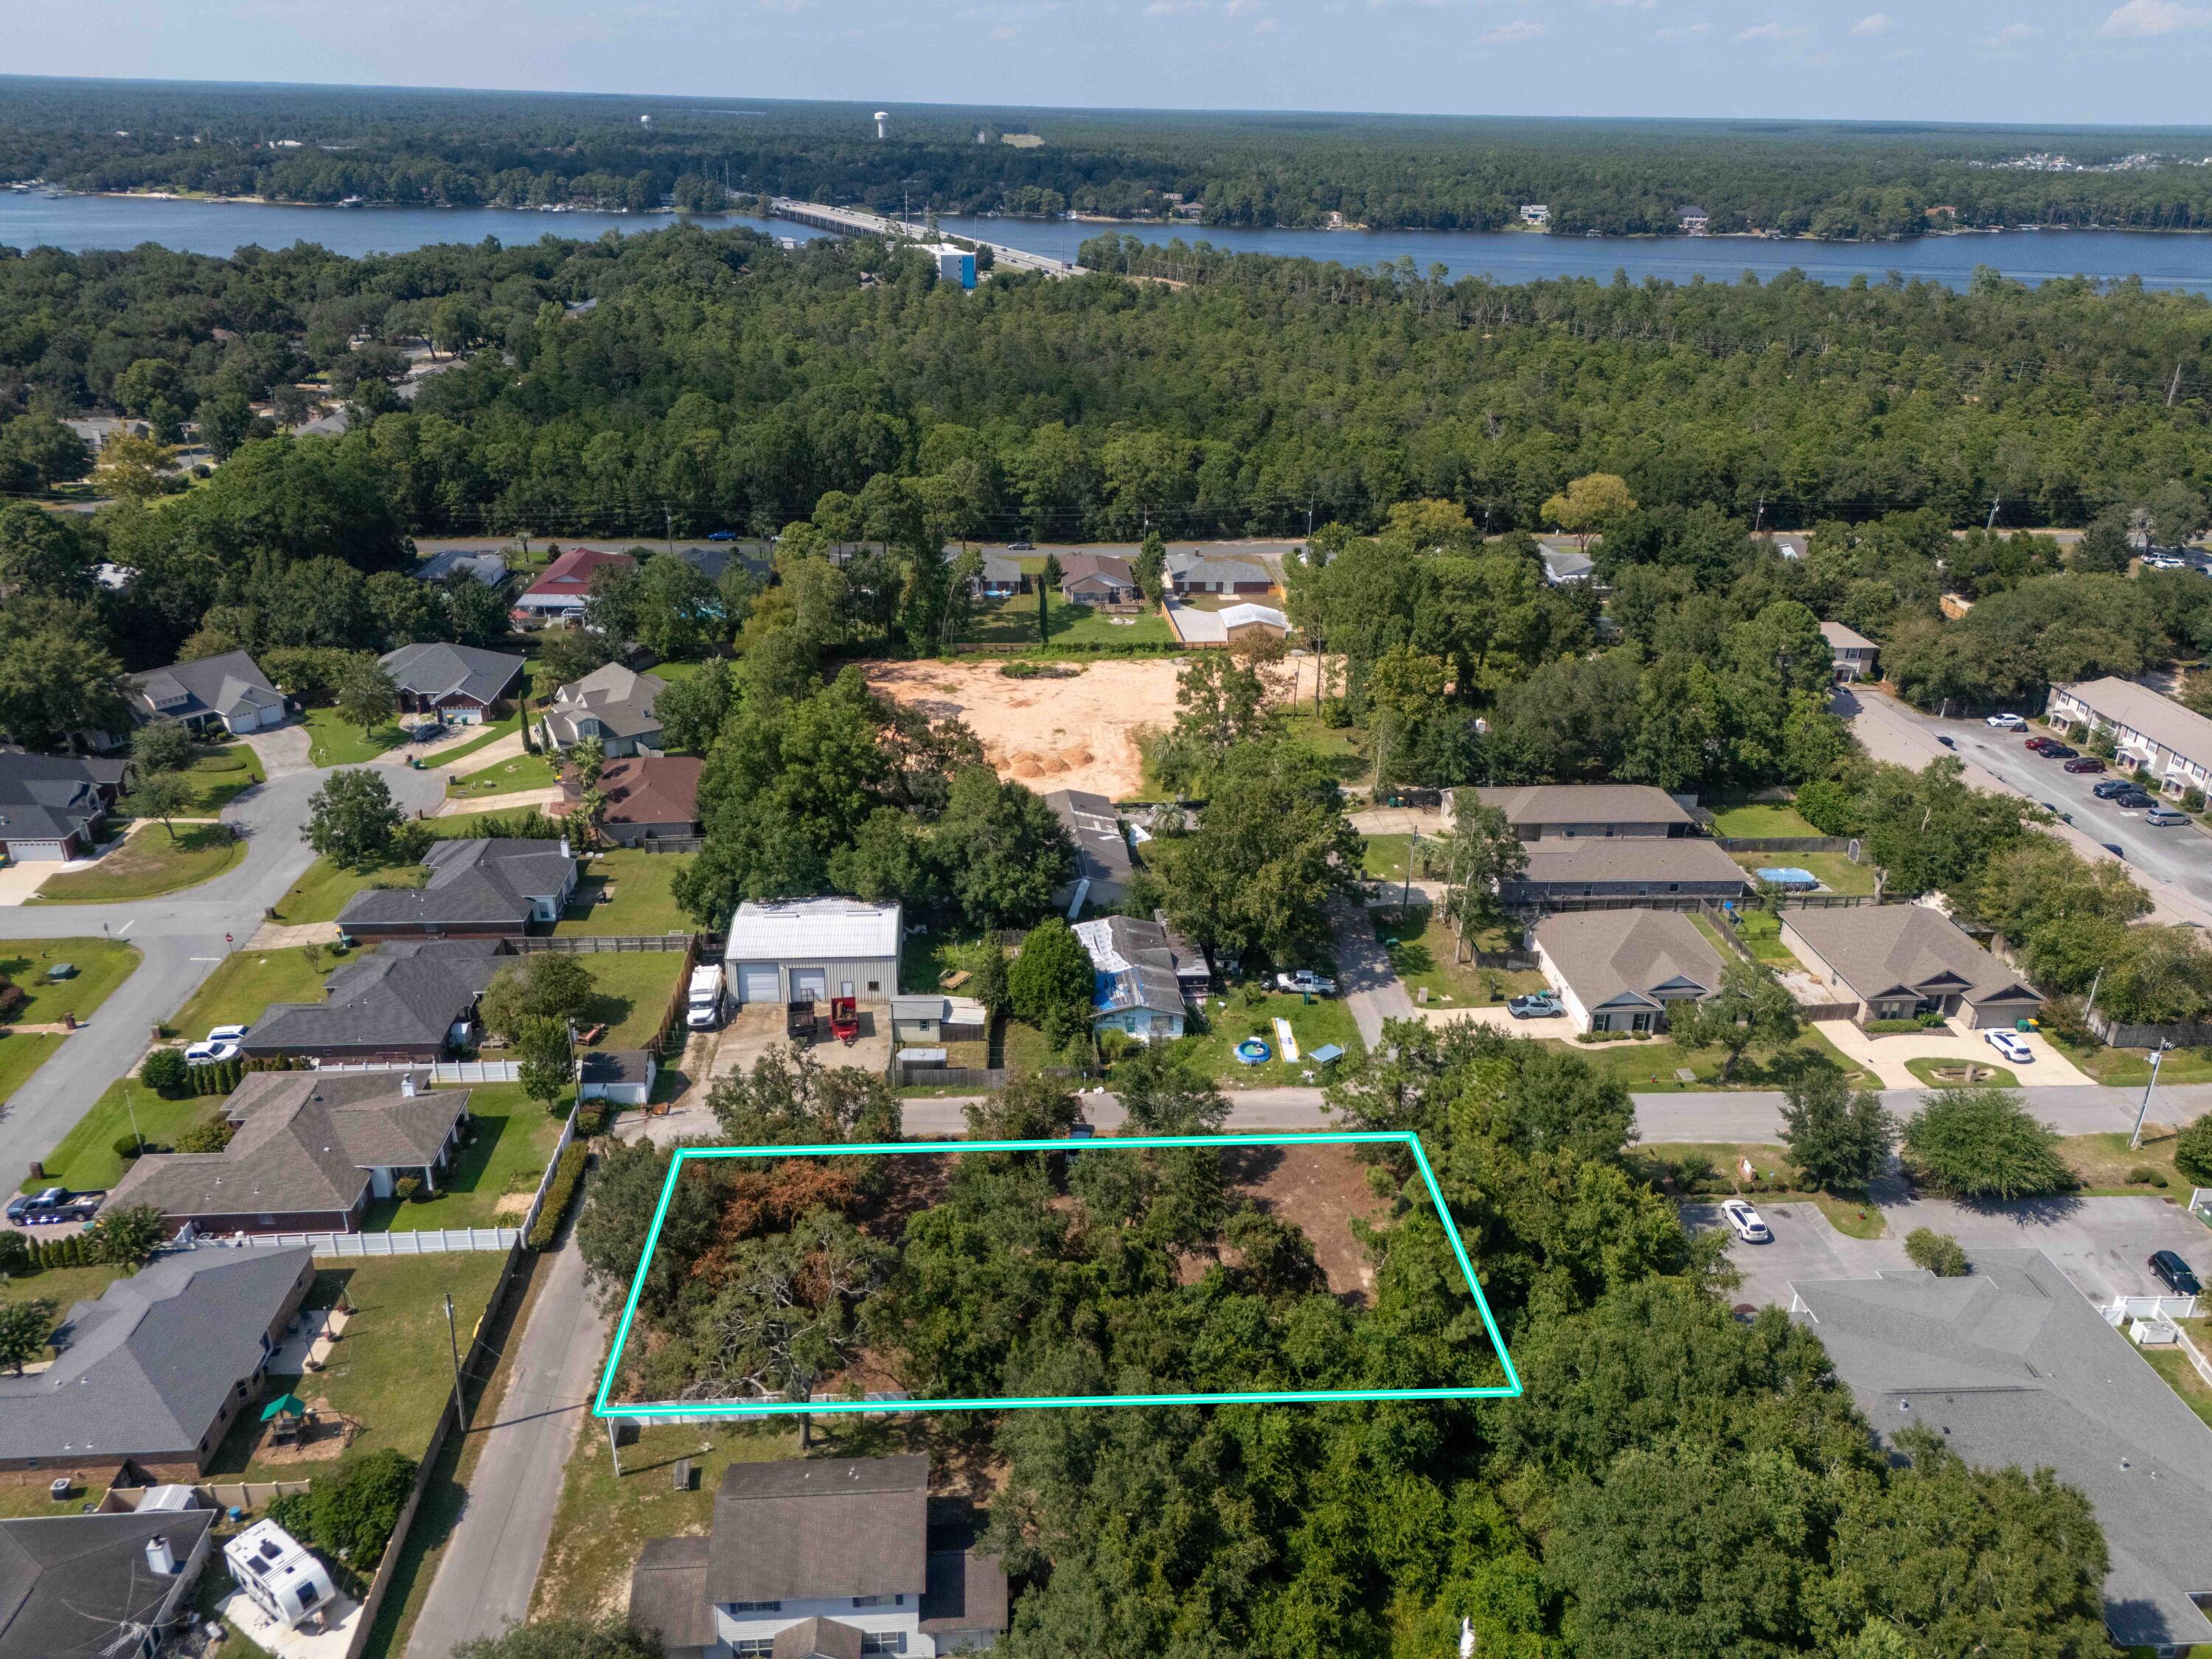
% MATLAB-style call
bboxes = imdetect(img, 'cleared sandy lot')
[864,658,1186,796]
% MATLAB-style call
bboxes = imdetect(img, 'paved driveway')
[1813,1017,2096,1088]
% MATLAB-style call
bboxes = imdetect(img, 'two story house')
[1820,621,1879,683]
[2048,677,2212,801]
[540,664,669,757]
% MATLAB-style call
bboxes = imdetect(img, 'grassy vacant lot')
[0,1032,65,1116]
[1545,1028,1877,1093]
[27,1077,209,1192]
[303,705,405,767]
[1276,712,1368,785]
[176,743,265,813]
[446,752,559,800]
[276,855,427,925]
[0,1262,129,1365]
[960,592,1175,650]
[1169,990,1363,1086]
[206,1253,508,1481]
[2059,1128,2191,1196]
[534,1419,804,1624]
[1732,851,1877,896]
[169,945,338,1038]
[1362,834,1416,881]
[898,929,994,996]
[366,1084,570,1232]
[1371,906,1543,1005]
[557,849,695,936]
[578,951,689,1048]
[0,938,142,1025]
[1707,801,1821,838]
[1630,1141,1887,1238]
[31,824,243,903]
[2053,1040,2212,1087]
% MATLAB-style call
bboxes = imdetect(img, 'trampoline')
[1234,1037,1273,1065]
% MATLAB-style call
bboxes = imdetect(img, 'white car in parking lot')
[1984,712,2025,730]
[1720,1198,1773,1244]
[184,1039,240,1065]
[1984,1029,2034,1065]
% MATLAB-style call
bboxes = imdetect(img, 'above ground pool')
[1234,1037,1273,1065]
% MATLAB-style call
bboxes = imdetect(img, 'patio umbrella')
[260,1394,308,1422]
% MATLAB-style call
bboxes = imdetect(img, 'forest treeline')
[13,78,2212,235]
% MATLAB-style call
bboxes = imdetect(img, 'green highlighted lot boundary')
[594,1130,1522,1419]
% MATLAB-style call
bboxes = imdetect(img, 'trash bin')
[2015,1018,2039,1032]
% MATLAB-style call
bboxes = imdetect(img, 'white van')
[686,964,726,1029]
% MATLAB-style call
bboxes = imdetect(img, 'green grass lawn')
[1904,1055,2019,1088]
[1362,834,1414,880]
[205,1254,509,1481]
[1165,990,1364,1086]
[1733,851,1878,896]
[303,705,406,767]
[425,713,521,769]
[2052,1038,2212,1088]
[1276,711,1368,784]
[425,809,557,840]
[25,1077,209,1192]
[1546,1027,1877,1092]
[535,1419,804,1624]
[446,752,560,800]
[175,743,265,813]
[1370,906,1544,1006]
[898,930,995,995]
[577,952,689,1048]
[0,1031,65,1110]
[1708,801,1821,838]
[0,938,142,1025]
[1687,908,1798,967]
[555,850,696,935]
[2140,1328,2212,1433]
[958,592,1175,650]
[366,1083,570,1231]
[168,945,338,1038]
[276,855,428,925]
[30,824,244,903]
[2060,1128,2190,1195]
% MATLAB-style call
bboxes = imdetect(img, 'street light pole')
[2129,1040,2172,1151]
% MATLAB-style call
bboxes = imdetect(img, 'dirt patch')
[493,1190,535,1218]
[863,658,1187,798]
[1221,1141,1385,1305]
[237,1400,352,1467]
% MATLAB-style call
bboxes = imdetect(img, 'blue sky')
[18,0,2212,125]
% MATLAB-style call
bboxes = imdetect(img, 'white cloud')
[1655,19,1710,36]
[1850,11,1893,33]
[1736,19,1805,38]
[1481,16,1544,41]
[2101,0,2211,33]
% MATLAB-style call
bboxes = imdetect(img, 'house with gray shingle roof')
[107,1068,471,1235]
[0,750,130,861]
[1165,551,1272,594]
[1074,914,1204,1042]
[1045,788,1130,911]
[414,549,508,587]
[0,1248,314,1484]
[539,663,667,757]
[125,650,285,736]
[379,641,526,726]
[0,1508,218,1659]
[1532,908,1722,1033]
[240,939,508,1059]
[1500,837,1749,908]
[1779,904,2039,1029]
[337,840,577,942]
[1790,1249,2212,1654]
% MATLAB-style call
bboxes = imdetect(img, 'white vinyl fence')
[313,1060,521,1083]
[193,1227,520,1255]
[2100,1293,2202,1324]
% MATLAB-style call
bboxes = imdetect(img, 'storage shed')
[724,899,902,1008]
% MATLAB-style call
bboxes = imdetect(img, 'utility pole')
[663,504,675,556]
[2168,361,2184,407]
[607,1417,624,1475]
[442,1293,466,1426]
[1752,495,1765,535]
[2130,1040,2172,1151]
[1986,495,2002,531]
[1402,827,1418,912]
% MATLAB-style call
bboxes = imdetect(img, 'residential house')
[379,641,526,726]
[889,995,988,1046]
[540,664,668,757]
[106,1069,471,1236]
[628,1455,1008,1659]
[1501,837,1750,908]
[1164,551,1272,595]
[670,544,773,588]
[2048,676,2212,801]
[511,548,634,623]
[240,939,508,1061]
[1164,602,1289,647]
[1820,621,1879,682]
[1467,784,1694,841]
[125,651,285,735]
[1531,909,1722,1034]
[1518,203,1551,226]
[1537,543,1595,586]
[725,898,902,1008]
[1074,914,1206,1043]
[337,840,577,941]
[971,553,1025,598]
[1791,1250,2212,1655]
[413,549,507,586]
[1057,554,1142,610]
[0,750,130,861]
[1767,532,1809,561]
[0,1508,218,1659]
[0,1248,314,1485]
[566,755,703,844]
[1780,904,2041,1029]
[1678,204,1711,233]
[1045,788,1133,912]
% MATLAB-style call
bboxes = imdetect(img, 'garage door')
[5,841,67,860]
[790,967,828,1003]
[737,964,780,1005]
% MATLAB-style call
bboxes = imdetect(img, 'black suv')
[2036,742,2078,760]
[2149,1250,2202,1297]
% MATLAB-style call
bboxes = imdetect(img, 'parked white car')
[1719,1198,1773,1244]
[1984,1029,2034,1065]
[1984,712,2025,730]
[184,1039,240,1065]
[206,1023,250,1044]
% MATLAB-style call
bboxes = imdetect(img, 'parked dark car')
[4,1186,104,1225]
[706,529,737,541]
[2035,743,2078,760]
[2062,757,2106,774]
[2149,1250,2202,1297]
[2024,735,2056,753]
[2092,778,2135,799]
[2113,789,2157,810]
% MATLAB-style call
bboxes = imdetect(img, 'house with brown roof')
[1780,904,2041,1029]
[1057,554,1142,611]
[106,1069,471,1235]
[627,1455,1006,1659]
[1466,784,1694,841]
[1820,621,1879,682]
[565,755,702,845]
[1531,909,1723,1034]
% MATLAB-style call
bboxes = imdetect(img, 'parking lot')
[1690,1194,2212,1310]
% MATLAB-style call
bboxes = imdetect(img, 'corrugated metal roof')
[727,899,902,961]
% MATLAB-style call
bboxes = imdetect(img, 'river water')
[12,189,2212,293]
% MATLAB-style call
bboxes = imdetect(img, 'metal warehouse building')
[723,898,903,1007]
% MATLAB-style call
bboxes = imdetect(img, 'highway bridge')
[767,197,1082,278]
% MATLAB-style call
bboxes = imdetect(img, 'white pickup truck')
[685,964,726,1030]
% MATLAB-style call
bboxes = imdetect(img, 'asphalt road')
[0,751,445,1189]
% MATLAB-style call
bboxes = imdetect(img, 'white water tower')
[874,111,891,140]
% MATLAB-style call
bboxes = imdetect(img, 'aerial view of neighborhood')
[8,8,2212,1657]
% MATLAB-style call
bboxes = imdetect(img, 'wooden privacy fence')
[632,833,706,854]
[896,1064,1006,1089]
[2090,1011,2212,1050]
[1716,835,1862,856]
